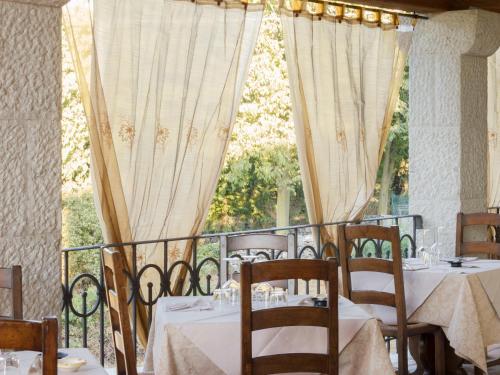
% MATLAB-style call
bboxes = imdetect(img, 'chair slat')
[343,225,398,242]
[456,212,500,258]
[0,320,42,349]
[0,317,57,375]
[462,212,500,226]
[253,353,328,375]
[251,259,329,283]
[350,290,396,307]
[252,306,328,330]
[348,258,394,274]
[462,242,500,255]
[227,234,289,251]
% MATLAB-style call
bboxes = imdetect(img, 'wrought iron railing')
[61,214,422,366]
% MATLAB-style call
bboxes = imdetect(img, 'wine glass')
[415,229,428,263]
[223,257,242,283]
[5,354,19,375]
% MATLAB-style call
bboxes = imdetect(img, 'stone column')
[409,10,500,256]
[0,0,67,318]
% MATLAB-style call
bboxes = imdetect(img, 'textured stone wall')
[409,10,500,256]
[0,0,62,318]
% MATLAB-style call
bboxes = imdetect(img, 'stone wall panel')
[0,1,62,319]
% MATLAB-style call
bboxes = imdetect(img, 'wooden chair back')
[101,248,137,375]
[0,317,57,374]
[338,224,407,373]
[456,212,500,258]
[0,265,23,319]
[222,234,295,291]
[240,258,338,375]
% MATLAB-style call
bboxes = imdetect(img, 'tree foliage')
[205,3,306,232]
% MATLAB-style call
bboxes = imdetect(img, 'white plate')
[461,257,479,262]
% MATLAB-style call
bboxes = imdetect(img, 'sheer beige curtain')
[489,50,500,207]
[281,7,411,252]
[64,0,262,344]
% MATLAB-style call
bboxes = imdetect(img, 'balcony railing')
[60,214,422,366]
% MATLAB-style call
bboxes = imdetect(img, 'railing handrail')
[61,213,422,252]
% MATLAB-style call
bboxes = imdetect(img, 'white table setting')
[143,294,395,374]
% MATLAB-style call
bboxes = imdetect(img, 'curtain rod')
[300,0,428,19]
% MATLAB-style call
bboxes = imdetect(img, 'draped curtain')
[64,0,263,345]
[488,49,500,207]
[281,10,411,251]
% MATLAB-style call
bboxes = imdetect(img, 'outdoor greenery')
[205,4,305,232]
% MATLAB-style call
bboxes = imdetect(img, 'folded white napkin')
[403,258,428,271]
[165,299,213,312]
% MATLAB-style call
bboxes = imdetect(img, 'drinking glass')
[223,257,242,285]
[252,282,272,308]
[415,229,426,252]
[423,228,436,250]
[213,288,226,306]
[0,357,6,375]
[229,287,239,305]
[270,290,287,306]
[5,354,19,375]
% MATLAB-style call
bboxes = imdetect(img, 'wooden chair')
[240,258,338,375]
[456,212,500,258]
[456,213,500,373]
[101,247,137,375]
[222,233,295,291]
[0,265,23,319]
[0,317,57,374]
[338,224,445,375]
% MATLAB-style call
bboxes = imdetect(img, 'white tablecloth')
[351,259,500,325]
[352,260,500,372]
[144,295,395,375]
[16,348,106,375]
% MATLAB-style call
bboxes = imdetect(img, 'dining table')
[143,294,395,374]
[350,259,500,374]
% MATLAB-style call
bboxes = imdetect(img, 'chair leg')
[397,336,409,375]
[433,329,445,375]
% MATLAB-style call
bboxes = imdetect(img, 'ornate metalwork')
[61,214,422,364]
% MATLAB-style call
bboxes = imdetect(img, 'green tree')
[62,31,91,193]
[376,65,409,215]
[205,2,306,232]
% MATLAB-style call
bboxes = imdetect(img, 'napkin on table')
[165,299,213,312]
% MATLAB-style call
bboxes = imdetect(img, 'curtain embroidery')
[118,120,135,145]
[100,118,113,142]
[186,127,199,148]
[217,126,230,140]
[156,126,170,146]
